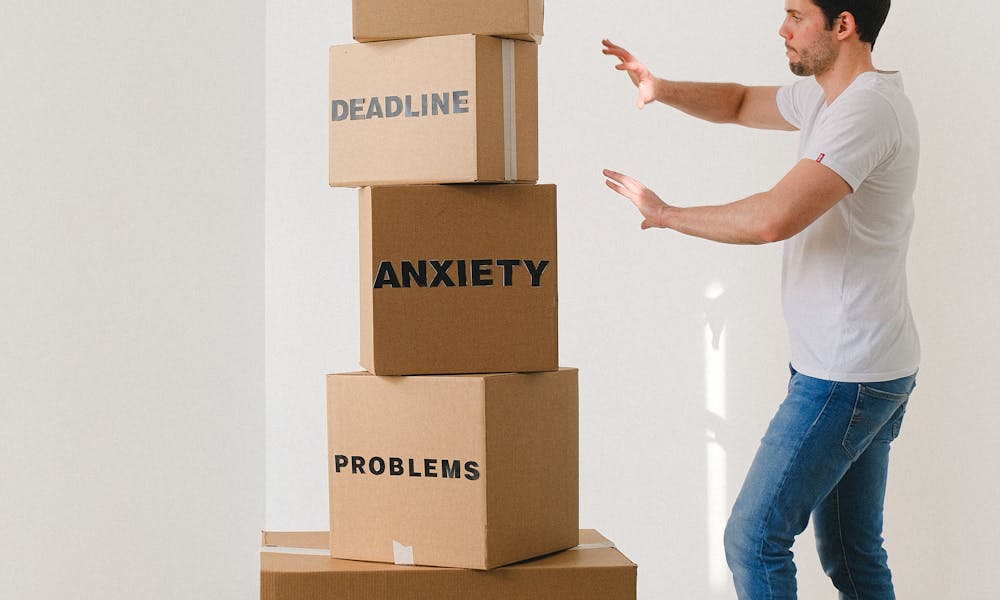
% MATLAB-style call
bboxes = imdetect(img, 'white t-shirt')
[776,71,920,382]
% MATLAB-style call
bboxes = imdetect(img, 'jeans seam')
[834,485,861,599]
[755,378,839,600]
[857,383,911,402]
[841,385,864,459]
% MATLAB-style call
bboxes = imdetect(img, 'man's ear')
[835,11,858,41]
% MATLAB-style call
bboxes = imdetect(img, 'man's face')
[780,0,838,76]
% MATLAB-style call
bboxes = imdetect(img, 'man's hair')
[812,0,891,48]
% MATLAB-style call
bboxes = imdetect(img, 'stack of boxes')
[261,1,638,597]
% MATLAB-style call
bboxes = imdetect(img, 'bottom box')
[260,530,637,600]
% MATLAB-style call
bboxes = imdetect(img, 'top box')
[353,0,544,43]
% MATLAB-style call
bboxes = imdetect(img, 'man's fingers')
[601,39,634,62]
[605,179,641,206]
[605,170,659,229]
[601,38,624,52]
[603,49,630,63]
[602,38,630,56]
[602,168,626,186]
[603,170,648,203]
[604,178,630,198]
[603,169,635,190]
[603,169,642,194]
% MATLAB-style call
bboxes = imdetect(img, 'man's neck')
[814,44,876,105]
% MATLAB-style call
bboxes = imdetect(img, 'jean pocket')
[842,384,910,459]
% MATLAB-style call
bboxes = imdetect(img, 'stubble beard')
[788,38,837,77]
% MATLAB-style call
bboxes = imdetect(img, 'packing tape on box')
[382,539,615,565]
[569,541,617,551]
[392,540,416,565]
[502,38,517,181]
[260,540,616,560]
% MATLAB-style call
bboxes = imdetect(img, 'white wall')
[265,0,351,532]
[265,2,1000,599]
[0,2,265,599]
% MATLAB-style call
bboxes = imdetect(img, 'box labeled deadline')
[330,34,537,187]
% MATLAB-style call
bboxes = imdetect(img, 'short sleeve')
[776,78,819,130]
[803,91,900,192]
[776,84,801,129]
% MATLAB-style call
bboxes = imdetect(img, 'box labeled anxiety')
[352,0,544,43]
[360,183,557,376]
[327,368,579,570]
[329,34,538,186]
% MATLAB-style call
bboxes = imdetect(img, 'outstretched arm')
[602,39,795,131]
[603,160,852,244]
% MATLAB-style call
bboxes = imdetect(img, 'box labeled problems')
[360,183,557,376]
[353,0,544,43]
[327,368,579,570]
[330,34,537,187]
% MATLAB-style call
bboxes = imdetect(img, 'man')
[602,1,919,598]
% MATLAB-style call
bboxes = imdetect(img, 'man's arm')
[602,39,795,131]
[654,81,795,131]
[603,159,852,244]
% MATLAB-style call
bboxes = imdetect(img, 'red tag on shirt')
[816,153,826,163]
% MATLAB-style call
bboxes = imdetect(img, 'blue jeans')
[724,366,915,600]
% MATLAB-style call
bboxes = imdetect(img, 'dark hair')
[812,0,891,48]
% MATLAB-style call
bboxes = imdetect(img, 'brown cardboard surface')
[359,183,557,376]
[327,368,578,570]
[261,529,636,600]
[352,0,544,43]
[329,34,538,187]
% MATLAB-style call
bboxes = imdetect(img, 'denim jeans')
[724,366,915,600]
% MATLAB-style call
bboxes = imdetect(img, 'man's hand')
[602,39,657,109]
[603,160,852,244]
[603,169,671,229]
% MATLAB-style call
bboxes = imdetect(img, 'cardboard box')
[327,368,578,570]
[360,183,557,376]
[329,34,538,187]
[261,529,637,600]
[353,0,544,43]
